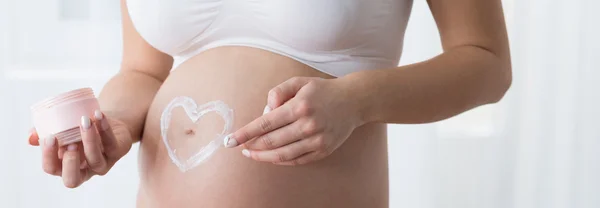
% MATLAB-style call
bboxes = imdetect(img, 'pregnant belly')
[136,46,389,208]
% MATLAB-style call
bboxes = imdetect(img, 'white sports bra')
[126,0,413,77]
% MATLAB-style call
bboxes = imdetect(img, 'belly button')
[185,129,196,136]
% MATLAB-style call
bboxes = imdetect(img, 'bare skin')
[28,0,511,207]
[137,46,389,207]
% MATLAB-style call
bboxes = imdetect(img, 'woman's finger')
[58,146,65,160]
[244,121,311,150]
[93,110,120,161]
[28,128,39,146]
[41,136,61,176]
[225,102,297,147]
[273,152,321,166]
[62,144,82,188]
[242,138,318,163]
[80,116,107,175]
[267,77,312,108]
[57,143,86,168]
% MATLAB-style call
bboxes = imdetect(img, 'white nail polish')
[45,137,55,147]
[263,105,272,115]
[242,149,251,158]
[223,134,238,148]
[67,144,77,151]
[94,110,103,120]
[81,116,91,130]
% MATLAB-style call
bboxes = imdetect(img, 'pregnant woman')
[28,0,512,207]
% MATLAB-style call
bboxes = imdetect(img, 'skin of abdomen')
[136,46,389,208]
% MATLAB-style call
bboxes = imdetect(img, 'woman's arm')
[342,0,512,124]
[99,0,173,142]
[225,0,512,165]
[29,0,172,188]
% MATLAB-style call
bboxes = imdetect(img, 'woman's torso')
[138,47,389,208]
[128,0,413,207]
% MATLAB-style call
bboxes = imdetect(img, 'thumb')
[267,77,312,110]
[28,128,40,146]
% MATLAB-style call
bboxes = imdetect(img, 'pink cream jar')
[31,88,100,146]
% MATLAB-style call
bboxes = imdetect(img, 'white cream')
[160,97,234,172]
[263,105,271,115]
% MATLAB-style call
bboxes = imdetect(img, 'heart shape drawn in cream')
[160,96,234,172]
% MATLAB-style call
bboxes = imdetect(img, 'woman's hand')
[223,77,365,165]
[28,110,133,188]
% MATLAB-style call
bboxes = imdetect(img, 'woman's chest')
[126,0,405,55]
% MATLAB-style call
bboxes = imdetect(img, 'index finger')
[224,102,297,148]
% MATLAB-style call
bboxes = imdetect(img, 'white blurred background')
[1,0,599,207]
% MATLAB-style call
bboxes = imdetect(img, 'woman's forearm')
[98,70,163,142]
[342,45,512,124]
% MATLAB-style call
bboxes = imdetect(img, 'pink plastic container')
[31,88,100,146]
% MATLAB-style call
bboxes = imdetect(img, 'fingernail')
[45,137,56,147]
[81,116,91,130]
[94,110,109,130]
[94,110,103,121]
[28,128,36,140]
[242,149,251,158]
[223,134,238,148]
[263,105,272,115]
[67,144,77,151]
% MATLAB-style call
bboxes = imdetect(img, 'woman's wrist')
[336,70,380,126]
